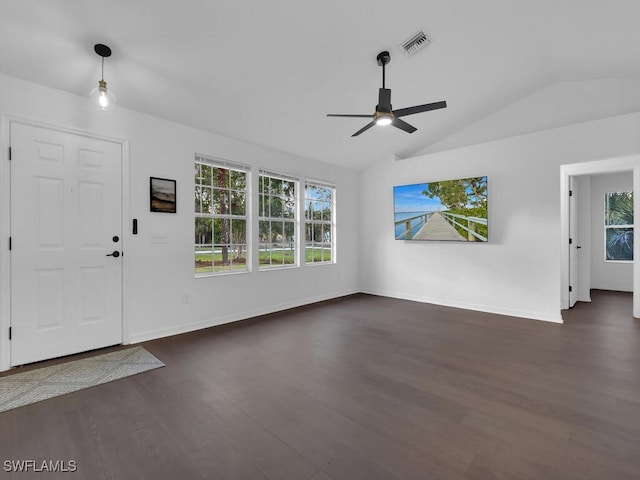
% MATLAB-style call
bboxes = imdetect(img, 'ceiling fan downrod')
[376,51,390,89]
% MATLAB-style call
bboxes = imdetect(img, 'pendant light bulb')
[91,79,116,111]
[90,44,116,112]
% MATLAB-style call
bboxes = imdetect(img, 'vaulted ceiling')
[2,1,640,169]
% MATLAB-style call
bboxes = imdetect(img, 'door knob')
[106,251,120,258]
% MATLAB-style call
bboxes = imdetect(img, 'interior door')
[569,176,578,307]
[10,123,123,366]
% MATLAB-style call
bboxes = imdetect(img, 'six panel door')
[10,123,123,366]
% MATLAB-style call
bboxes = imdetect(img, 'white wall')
[360,113,640,322]
[414,79,640,158]
[0,73,360,369]
[590,172,633,291]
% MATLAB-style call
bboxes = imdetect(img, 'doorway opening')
[560,156,639,318]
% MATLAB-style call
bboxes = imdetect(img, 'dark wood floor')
[1,290,639,479]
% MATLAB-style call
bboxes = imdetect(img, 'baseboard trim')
[361,289,564,324]
[129,290,359,344]
[589,287,633,293]
[130,287,563,345]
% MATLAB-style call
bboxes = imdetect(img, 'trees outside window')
[194,157,249,274]
[195,157,336,274]
[259,171,298,269]
[304,181,335,264]
[605,191,633,261]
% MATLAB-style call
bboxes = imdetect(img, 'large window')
[605,191,633,261]
[259,171,298,269]
[194,156,249,275]
[304,180,335,264]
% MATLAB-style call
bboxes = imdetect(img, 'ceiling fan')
[327,51,447,137]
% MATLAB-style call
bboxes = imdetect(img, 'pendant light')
[89,43,116,111]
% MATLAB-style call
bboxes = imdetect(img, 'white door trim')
[560,155,640,317]
[568,176,578,308]
[0,116,131,372]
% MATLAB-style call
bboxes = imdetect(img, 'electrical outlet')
[182,293,189,304]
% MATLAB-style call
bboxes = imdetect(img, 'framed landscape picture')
[393,176,488,241]
[150,177,177,213]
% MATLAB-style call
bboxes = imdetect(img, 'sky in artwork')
[393,183,443,213]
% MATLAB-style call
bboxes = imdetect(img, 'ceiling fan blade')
[327,114,374,118]
[352,121,376,137]
[392,118,417,134]
[393,100,447,118]
[377,88,392,112]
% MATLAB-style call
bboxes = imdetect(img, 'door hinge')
[8,327,11,340]
[8,147,11,161]
[569,190,572,196]
[569,238,573,245]
[569,286,573,292]
[8,237,11,251]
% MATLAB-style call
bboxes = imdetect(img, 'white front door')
[10,123,123,366]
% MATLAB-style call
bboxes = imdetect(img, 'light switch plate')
[150,233,169,244]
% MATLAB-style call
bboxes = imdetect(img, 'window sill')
[195,270,251,278]
[259,264,300,272]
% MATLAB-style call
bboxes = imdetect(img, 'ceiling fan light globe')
[375,113,393,126]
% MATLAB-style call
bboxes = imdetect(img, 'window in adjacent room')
[304,180,335,264]
[258,171,298,269]
[194,156,249,275]
[605,191,633,261]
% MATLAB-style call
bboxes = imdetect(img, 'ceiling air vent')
[400,30,431,56]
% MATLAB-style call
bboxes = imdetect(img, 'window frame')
[304,179,336,265]
[258,170,299,270]
[194,155,251,276]
[604,191,633,263]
